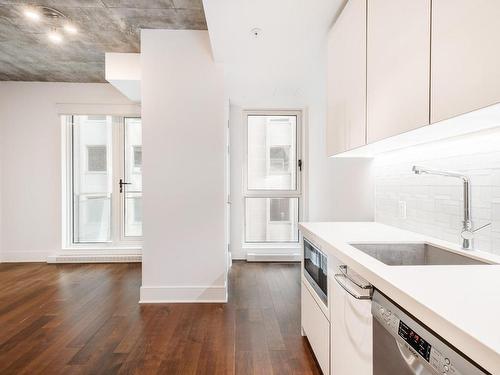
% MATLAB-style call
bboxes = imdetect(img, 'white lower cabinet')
[302,255,373,375]
[301,283,330,374]
[331,272,373,375]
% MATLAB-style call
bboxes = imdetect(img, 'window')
[247,115,297,190]
[133,197,142,223]
[124,118,142,237]
[133,146,142,169]
[64,115,142,246]
[87,145,107,172]
[244,111,301,243]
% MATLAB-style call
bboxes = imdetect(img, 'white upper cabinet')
[326,0,366,156]
[431,0,500,123]
[366,0,431,143]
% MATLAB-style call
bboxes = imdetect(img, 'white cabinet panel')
[367,0,431,143]
[431,0,500,123]
[326,0,366,156]
[301,283,330,374]
[331,277,373,375]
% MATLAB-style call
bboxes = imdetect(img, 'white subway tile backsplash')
[374,129,500,255]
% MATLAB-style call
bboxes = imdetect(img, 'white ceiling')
[203,0,346,106]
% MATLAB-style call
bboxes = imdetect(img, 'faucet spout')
[412,165,473,249]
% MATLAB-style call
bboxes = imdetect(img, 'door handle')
[119,178,131,193]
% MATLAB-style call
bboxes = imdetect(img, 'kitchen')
[300,0,500,374]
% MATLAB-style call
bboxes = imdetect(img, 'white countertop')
[299,221,500,374]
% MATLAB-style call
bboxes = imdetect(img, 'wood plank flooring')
[0,261,321,374]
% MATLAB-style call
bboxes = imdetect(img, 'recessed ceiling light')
[64,23,78,34]
[48,30,63,44]
[24,8,41,21]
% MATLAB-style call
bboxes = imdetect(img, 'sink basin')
[349,243,489,266]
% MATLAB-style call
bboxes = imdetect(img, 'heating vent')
[48,255,141,264]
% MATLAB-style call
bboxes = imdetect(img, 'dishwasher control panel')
[372,293,488,375]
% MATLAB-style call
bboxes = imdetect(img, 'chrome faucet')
[412,165,490,250]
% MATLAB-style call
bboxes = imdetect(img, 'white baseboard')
[1,251,49,263]
[140,285,227,303]
[246,252,301,262]
[47,254,141,263]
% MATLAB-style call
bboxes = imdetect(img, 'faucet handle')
[462,223,491,241]
[473,222,491,233]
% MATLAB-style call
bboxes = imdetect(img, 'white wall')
[140,30,227,302]
[0,82,137,262]
[375,127,500,256]
[0,113,2,260]
[306,46,374,222]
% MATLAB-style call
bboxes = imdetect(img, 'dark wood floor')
[0,261,321,375]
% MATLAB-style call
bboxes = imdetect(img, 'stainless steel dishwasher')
[372,290,490,375]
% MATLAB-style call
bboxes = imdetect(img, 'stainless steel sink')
[349,243,489,266]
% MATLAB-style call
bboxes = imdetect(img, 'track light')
[48,30,63,44]
[23,6,80,45]
[24,8,41,21]
[64,23,78,34]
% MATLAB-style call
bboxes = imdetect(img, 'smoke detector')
[251,28,262,38]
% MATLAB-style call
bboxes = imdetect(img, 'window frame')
[243,110,302,244]
[244,110,302,197]
[62,115,142,250]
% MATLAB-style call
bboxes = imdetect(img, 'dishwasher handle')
[334,273,373,300]
[338,264,372,289]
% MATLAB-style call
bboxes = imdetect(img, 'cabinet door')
[326,0,366,156]
[366,0,431,143]
[431,0,500,123]
[301,284,330,374]
[331,278,373,375]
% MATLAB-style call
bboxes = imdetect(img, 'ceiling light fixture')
[24,8,41,21]
[63,23,78,34]
[23,6,79,44]
[48,30,63,44]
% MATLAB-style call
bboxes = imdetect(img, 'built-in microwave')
[303,238,328,305]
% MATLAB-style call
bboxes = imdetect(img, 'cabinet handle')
[338,265,372,289]
[334,273,372,300]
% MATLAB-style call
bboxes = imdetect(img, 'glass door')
[72,115,113,243]
[65,115,142,248]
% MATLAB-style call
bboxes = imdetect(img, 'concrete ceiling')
[0,0,206,82]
